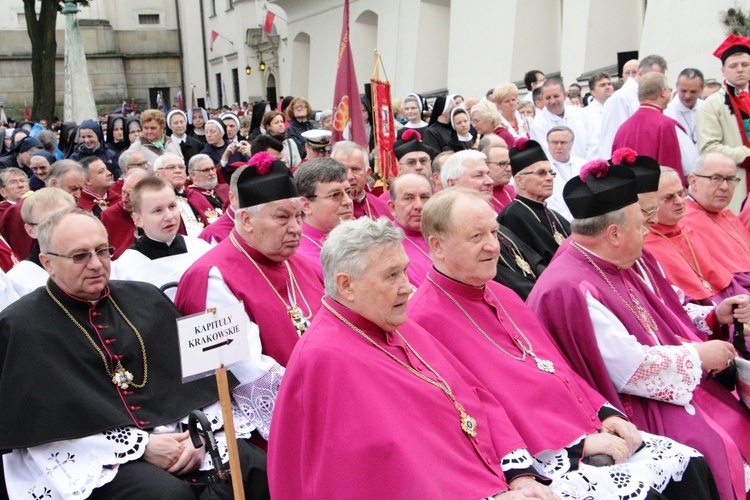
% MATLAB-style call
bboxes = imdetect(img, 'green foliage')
[721,7,750,36]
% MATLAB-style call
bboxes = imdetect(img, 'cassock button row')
[104,338,116,345]
[130,405,141,411]
[114,354,123,360]
[139,420,150,426]
[578,397,583,403]
[123,390,134,396]
[92,311,101,317]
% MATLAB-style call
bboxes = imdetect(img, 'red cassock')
[0,199,33,260]
[100,201,137,260]
[268,297,526,499]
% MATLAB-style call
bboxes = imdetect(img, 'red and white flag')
[331,0,367,149]
[177,90,184,111]
[263,9,275,33]
[209,30,220,51]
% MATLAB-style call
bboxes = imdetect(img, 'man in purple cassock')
[527,160,750,500]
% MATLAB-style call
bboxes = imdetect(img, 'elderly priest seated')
[0,208,268,499]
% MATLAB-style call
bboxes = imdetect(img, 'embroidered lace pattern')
[536,432,700,500]
[231,363,284,440]
[682,302,713,335]
[622,345,701,413]
[10,427,148,499]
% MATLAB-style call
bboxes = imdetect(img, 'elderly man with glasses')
[498,138,571,266]
[154,153,204,237]
[0,208,269,499]
[185,154,229,227]
[682,152,750,292]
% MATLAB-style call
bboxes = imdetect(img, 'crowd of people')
[1,33,750,500]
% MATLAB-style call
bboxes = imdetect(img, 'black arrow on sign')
[203,338,234,352]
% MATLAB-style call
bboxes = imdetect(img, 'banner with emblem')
[370,53,397,183]
[331,0,367,149]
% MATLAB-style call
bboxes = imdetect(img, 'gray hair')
[570,207,627,237]
[331,141,368,168]
[0,167,27,188]
[421,187,491,242]
[38,207,105,253]
[692,151,735,175]
[639,54,668,72]
[153,153,182,173]
[188,153,213,171]
[294,158,347,198]
[321,217,404,298]
[46,160,85,186]
[118,151,136,168]
[21,187,76,223]
[547,125,575,142]
[441,149,486,187]
[37,130,58,151]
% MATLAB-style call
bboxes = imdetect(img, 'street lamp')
[245,65,251,75]
[259,61,266,72]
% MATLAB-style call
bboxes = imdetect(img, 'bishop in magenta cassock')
[269,216,558,499]
[176,153,324,442]
[408,188,716,499]
[386,173,434,287]
[527,161,750,500]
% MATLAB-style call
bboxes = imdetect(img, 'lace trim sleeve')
[4,427,148,499]
[231,362,284,440]
[622,344,701,413]
[682,301,713,335]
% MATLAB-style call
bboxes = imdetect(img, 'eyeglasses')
[192,166,217,174]
[46,246,115,264]
[517,168,556,177]
[641,207,657,218]
[693,173,741,186]
[5,178,28,186]
[399,157,431,168]
[293,105,307,110]
[661,188,688,204]
[308,189,355,202]
[486,161,511,169]
[128,161,149,168]
[548,140,572,146]
[158,164,186,172]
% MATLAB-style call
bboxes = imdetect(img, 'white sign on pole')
[176,301,251,382]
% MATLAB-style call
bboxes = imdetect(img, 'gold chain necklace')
[572,242,659,339]
[648,227,713,293]
[427,276,554,372]
[492,186,513,208]
[229,231,313,336]
[633,258,664,303]
[302,232,323,250]
[46,283,148,390]
[498,229,534,276]
[403,233,431,260]
[514,198,567,244]
[321,298,477,438]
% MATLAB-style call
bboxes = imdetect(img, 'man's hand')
[693,340,737,372]
[600,416,642,455]
[492,476,559,499]
[583,432,630,464]
[144,431,205,475]
[715,295,750,325]
[167,431,206,476]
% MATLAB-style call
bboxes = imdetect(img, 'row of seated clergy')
[268,196,723,499]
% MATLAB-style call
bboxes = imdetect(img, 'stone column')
[63,0,98,123]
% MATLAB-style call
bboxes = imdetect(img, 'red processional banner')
[371,54,397,182]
